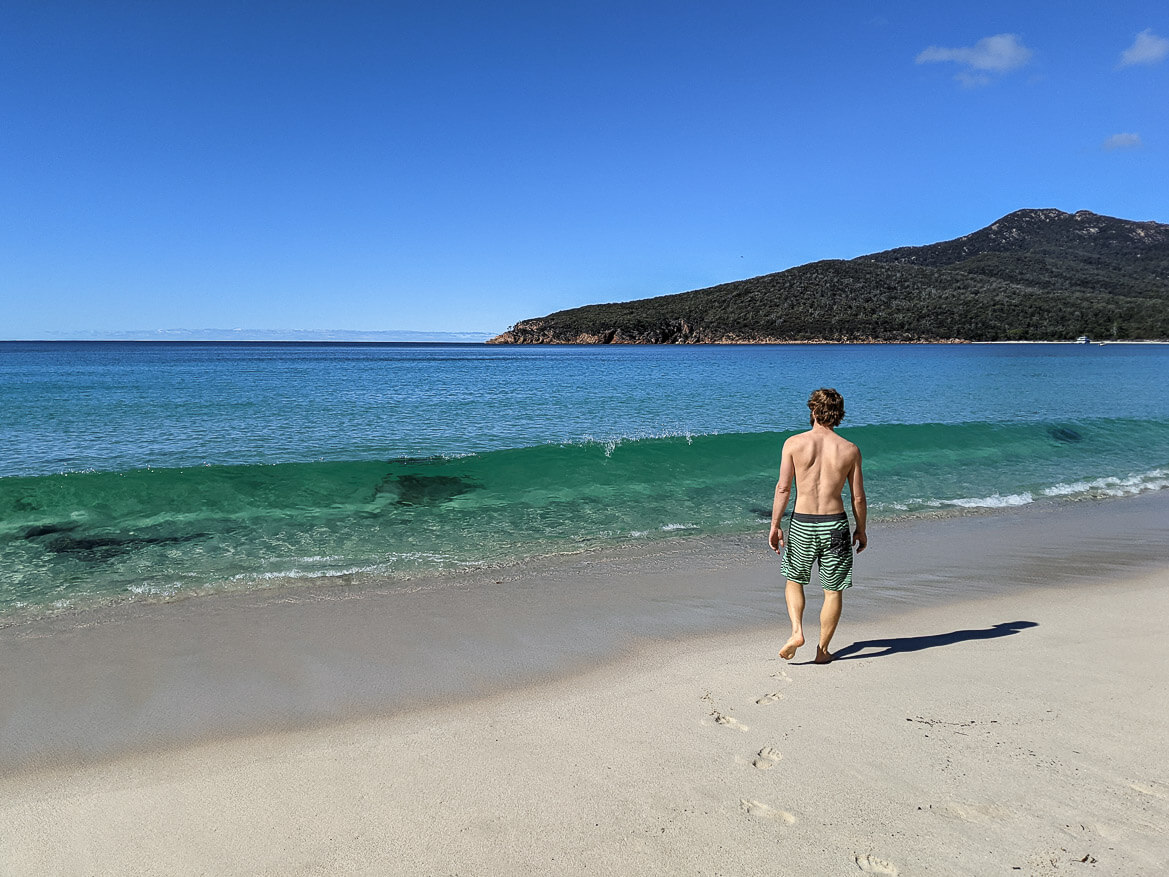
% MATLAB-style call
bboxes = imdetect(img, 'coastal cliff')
[489,209,1169,344]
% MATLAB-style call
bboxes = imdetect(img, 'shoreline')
[1,490,1167,779]
[4,481,1166,627]
[6,338,1169,345]
[486,337,1169,345]
[2,530,1167,873]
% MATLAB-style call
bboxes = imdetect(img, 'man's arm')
[848,447,867,552]
[769,440,795,554]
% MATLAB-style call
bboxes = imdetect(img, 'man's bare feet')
[779,634,804,660]
[814,646,834,664]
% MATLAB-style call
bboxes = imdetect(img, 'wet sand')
[1,493,1167,874]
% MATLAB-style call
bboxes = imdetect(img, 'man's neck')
[811,421,836,434]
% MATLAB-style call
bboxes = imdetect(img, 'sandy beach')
[2,493,1167,875]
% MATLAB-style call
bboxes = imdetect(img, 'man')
[768,388,867,664]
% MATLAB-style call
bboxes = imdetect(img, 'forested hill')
[488,209,1169,343]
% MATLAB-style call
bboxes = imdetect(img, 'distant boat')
[1076,335,1092,344]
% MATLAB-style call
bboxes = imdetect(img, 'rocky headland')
[489,209,1169,344]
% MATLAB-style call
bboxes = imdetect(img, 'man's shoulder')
[825,430,859,452]
[783,430,815,448]
[837,435,861,457]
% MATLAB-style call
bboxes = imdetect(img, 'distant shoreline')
[484,337,1169,346]
[5,338,1168,346]
[979,338,1169,344]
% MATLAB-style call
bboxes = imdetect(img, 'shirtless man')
[768,388,867,664]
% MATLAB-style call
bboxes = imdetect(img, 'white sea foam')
[223,552,460,584]
[573,430,716,458]
[126,583,180,597]
[1041,468,1169,498]
[870,467,1169,518]
[225,566,374,583]
[1043,481,1092,497]
[943,492,1035,509]
[660,523,698,531]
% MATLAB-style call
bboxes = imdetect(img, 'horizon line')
[18,328,499,343]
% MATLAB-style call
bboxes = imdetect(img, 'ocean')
[2,341,1167,617]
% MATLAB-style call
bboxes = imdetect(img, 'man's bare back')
[768,424,867,551]
[785,427,860,516]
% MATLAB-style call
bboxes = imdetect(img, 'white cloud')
[1118,29,1169,67]
[1102,132,1143,151]
[916,34,1033,83]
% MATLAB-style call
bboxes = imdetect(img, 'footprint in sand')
[1129,780,1167,799]
[853,854,899,875]
[755,692,783,704]
[711,710,749,731]
[753,746,782,769]
[740,799,796,824]
[771,670,792,681]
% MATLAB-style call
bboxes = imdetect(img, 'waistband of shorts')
[790,511,849,523]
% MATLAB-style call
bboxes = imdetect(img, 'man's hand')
[769,526,784,554]
[853,529,867,553]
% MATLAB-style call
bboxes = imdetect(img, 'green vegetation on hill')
[489,209,1169,343]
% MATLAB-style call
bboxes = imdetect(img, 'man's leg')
[816,590,843,664]
[779,579,805,660]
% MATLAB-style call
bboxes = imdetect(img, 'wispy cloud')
[1102,132,1143,151]
[1118,29,1169,67]
[916,34,1033,85]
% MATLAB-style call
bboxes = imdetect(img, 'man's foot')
[814,646,834,664]
[779,634,804,660]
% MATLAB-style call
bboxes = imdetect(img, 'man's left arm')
[848,448,867,552]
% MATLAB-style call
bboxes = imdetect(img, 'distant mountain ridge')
[488,209,1169,343]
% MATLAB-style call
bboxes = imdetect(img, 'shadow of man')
[832,620,1039,661]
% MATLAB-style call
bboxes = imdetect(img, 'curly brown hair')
[808,388,845,427]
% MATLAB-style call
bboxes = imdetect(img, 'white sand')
[3,566,1167,875]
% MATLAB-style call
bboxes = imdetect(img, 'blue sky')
[2,1,1166,339]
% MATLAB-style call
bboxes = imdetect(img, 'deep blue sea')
[2,341,1167,616]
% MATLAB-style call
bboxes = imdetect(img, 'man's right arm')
[848,447,867,552]
[769,440,794,554]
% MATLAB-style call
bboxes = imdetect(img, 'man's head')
[808,388,845,427]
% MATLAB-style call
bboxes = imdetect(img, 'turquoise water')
[2,342,1167,614]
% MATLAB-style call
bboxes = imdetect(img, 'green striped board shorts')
[781,511,854,591]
